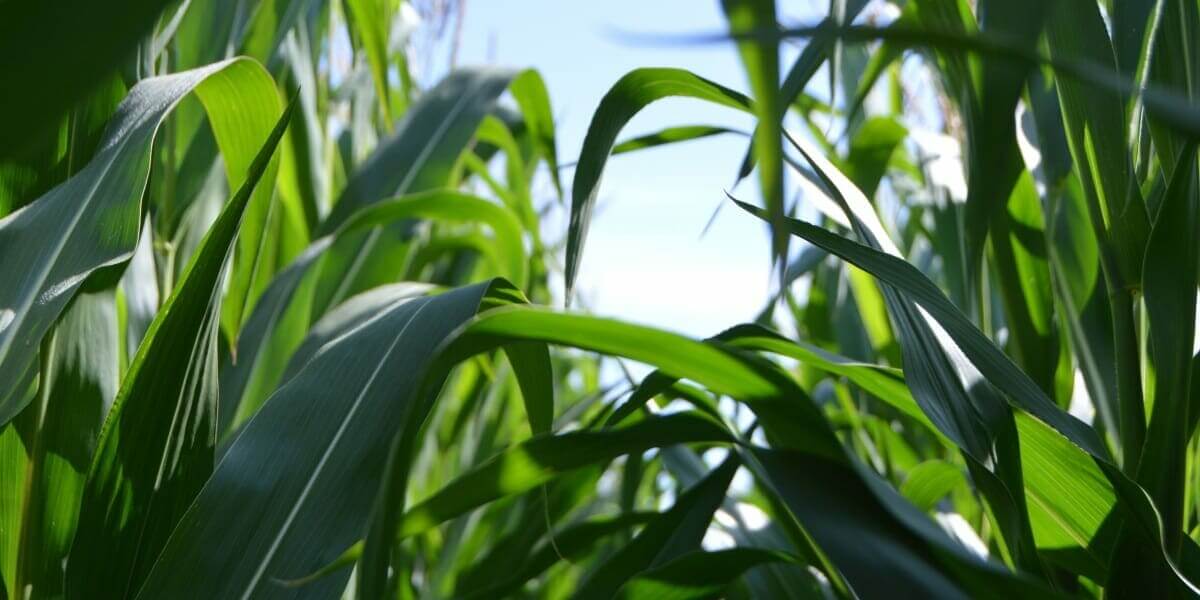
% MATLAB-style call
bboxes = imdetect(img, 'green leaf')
[504,341,555,435]
[342,0,393,124]
[734,195,1200,593]
[0,58,281,428]
[766,132,1045,574]
[611,125,747,156]
[396,414,732,542]
[0,290,118,599]
[0,75,126,217]
[565,68,753,301]
[737,0,870,183]
[66,91,295,600]
[900,460,965,513]
[576,455,740,600]
[311,68,525,319]
[962,0,1049,285]
[509,70,563,198]
[1017,413,1113,578]
[1108,143,1200,597]
[389,306,1052,595]
[130,281,519,598]
[220,190,526,431]
[615,548,794,600]
[460,512,660,599]
[1142,0,1200,175]
[720,0,786,279]
[1139,142,1199,540]
[1045,0,1148,288]
[749,446,1056,598]
[319,69,523,234]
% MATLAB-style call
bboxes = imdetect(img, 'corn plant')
[2,0,1200,598]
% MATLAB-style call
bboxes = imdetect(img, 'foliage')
[1,0,1200,598]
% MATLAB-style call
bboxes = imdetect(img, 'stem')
[1110,289,1146,473]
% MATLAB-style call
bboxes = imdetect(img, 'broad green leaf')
[1044,0,1150,472]
[0,75,126,217]
[206,67,285,344]
[658,446,832,600]
[841,116,907,199]
[220,190,525,430]
[1112,0,1158,75]
[0,58,280,428]
[1139,142,1199,537]
[1026,71,1120,435]
[1142,0,1200,175]
[1045,0,1148,288]
[565,68,753,301]
[615,548,794,600]
[736,0,870,182]
[132,280,519,599]
[504,341,555,435]
[66,94,295,600]
[319,69,524,234]
[392,306,1054,595]
[1017,413,1113,578]
[962,0,1049,284]
[988,171,1058,392]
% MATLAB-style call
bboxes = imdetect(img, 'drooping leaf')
[565,68,753,301]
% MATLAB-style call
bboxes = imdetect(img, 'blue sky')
[448,2,825,337]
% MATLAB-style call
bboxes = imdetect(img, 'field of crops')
[2,0,1200,598]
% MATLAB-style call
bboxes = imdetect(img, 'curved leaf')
[66,92,294,600]
[133,280,520,599]
[0,58,280,427]
[565,68,752,301]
